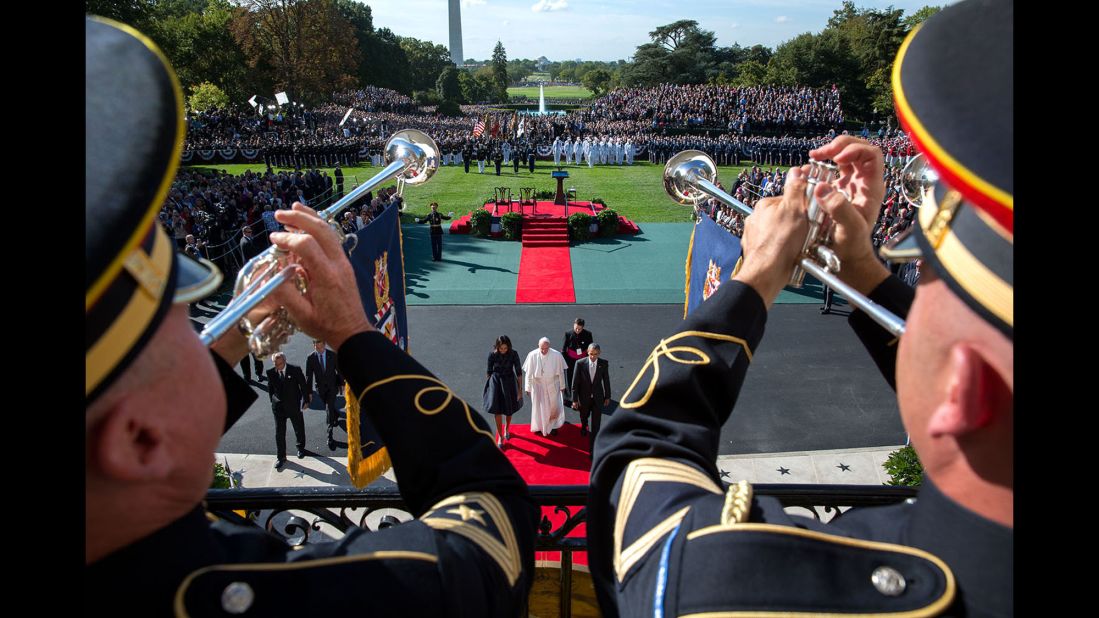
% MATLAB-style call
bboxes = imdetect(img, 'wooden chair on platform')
[565,187,577,217]
[493,187,512,214]
[519,187,536,216]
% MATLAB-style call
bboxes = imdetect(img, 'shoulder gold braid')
[622,331,753,409]
[720,480,752,526]
[357,374,494,440]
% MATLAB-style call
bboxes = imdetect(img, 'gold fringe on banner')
[682,223,698,319]
[397,221,409,355]
[345,381,392,489]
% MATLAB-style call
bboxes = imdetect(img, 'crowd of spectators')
[172,83,931,182]
[581,84,844,134]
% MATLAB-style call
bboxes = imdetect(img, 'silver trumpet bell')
[198,129,440,356]
[661,149,906,338]
[899,153,938,207]
[663,150,753,216]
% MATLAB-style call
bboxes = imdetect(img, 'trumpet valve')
[815,245,842,273]
[248,307,297,357]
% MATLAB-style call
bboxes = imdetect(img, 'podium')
[551,170,569,205]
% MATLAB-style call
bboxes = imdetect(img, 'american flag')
[472,118,485,137]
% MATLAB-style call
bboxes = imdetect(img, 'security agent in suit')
[493,147,504,175]
[527,147,536,173]
[512,145,521,174]
[306,339,344,449]
[570,343,610,455]
[266,351,309,466]
[85,18,537,616]
[416,201,452,261]
[587,4,1012,616]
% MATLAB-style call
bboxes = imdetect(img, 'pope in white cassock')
[523,337,567,435]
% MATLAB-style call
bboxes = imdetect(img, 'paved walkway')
[217,444,905,491]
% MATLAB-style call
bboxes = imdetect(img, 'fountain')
[539,83,546,114]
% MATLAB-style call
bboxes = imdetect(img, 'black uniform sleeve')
[847,274,915,390]
[587,280,767,617]
[334,331,538,612]
[486,351,494,376]
[211,350,257,433]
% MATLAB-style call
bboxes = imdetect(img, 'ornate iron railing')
[206,484,918,617]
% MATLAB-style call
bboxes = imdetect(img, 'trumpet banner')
[342,204,409,487]
[683,213,743,318]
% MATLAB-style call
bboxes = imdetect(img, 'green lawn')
[187,160,760,223]
[507,85,593,99]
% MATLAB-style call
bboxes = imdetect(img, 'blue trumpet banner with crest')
[341,203,409,487]
[684,214,744,318]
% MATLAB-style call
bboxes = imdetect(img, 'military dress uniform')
[87,330,539,617]
[85,17,538,616]
[416,210,452,261]
[587,277,1009,617]
[587,2,1013,616]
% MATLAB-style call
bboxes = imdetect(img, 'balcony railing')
[206,483,917,617]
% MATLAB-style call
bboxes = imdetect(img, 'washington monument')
[448,0,463,66]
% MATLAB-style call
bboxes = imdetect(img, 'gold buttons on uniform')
[221,581,255,614]
[871,566,907,597]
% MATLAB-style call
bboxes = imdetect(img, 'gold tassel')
[397,218,409,355]
[345,381,393,489]
[730,255,744,278]
[683,223,697,319]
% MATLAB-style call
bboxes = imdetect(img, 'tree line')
[87,1,940,122]
[558,3,941,120]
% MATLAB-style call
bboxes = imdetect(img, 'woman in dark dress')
[484,335,523,447]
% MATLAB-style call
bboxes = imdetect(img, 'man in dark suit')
[306,339,343,449]
[266,351,309,468]
[562,318,593,407]
[334,164,344,199]
[571,343,610,455]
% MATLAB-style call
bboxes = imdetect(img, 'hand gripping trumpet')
[662,150,906,338]
[198,129,440,355]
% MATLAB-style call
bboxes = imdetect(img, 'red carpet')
[515,246,576,303]
[501,423,590,566]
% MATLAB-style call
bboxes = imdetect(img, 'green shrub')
[591,197,606,206]
[500,212,523,240]
[883,445,923,487]
[211,462,232,489]
[468,209,491,236]
[534,189,556,200]
[568,213,593,242]
[596,208,619,237]
[436,99,462,117]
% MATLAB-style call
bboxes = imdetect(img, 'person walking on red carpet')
[523,337,567,436]
[571,343,611,456]
[484,335,524,447]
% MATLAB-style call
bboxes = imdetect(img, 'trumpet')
[663,150,906,338]
[899,153,938,207]
[198,129,440,355]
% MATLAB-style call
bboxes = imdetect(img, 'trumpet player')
[86,17,536,614]
[588,2,1012,615]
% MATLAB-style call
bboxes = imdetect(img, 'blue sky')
[365,0,948,62]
